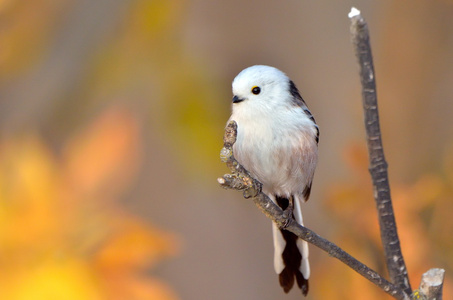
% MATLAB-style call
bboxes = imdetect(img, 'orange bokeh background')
[1,1,453,299]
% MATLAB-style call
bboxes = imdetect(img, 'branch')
[415,268,445,300]
[349,7,412,295]
[218,121,409,300]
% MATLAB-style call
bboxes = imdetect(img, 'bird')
[228,65,319,296]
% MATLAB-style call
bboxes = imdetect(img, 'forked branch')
[218,121,409,300]
[218,7,445,300]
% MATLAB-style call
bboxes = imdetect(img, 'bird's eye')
[251,86,261,95]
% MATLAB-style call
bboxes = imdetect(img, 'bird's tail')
[272,195,309,295]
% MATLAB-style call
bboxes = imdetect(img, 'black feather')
[314,126,320,144]
[289,80,306,107]
[302,184,312,201]
[275,196,309,295]
[289,80,319,146]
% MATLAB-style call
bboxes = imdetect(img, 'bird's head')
[231,65,293,112]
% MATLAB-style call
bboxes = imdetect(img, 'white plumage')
[228,65,318,295]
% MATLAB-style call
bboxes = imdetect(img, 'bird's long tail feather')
[272,195,309,295]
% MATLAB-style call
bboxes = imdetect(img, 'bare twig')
[349,7,412,295]
[414,268,445,300]
[218,121,409,300]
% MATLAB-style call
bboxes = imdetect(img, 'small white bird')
[228,65,319,295]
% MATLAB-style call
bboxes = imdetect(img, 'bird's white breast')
[230,104,317,198]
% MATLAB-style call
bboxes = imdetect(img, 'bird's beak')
[232,95,245,103]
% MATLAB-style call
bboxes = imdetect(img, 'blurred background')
[1,0,453,299]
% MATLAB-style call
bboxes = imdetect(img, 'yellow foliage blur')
[1,0,452,299]
[314,143,453,299]
[0,108,179,300]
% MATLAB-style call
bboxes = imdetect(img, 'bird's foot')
[280,199,294,229]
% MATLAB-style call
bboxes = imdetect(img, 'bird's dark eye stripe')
[251,86,261,95]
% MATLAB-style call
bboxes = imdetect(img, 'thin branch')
[218,121,409,300]
[349,7,412,295]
